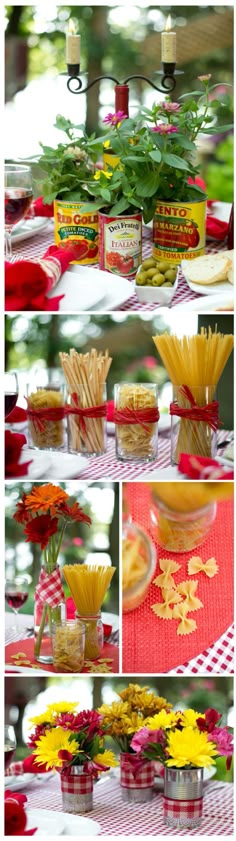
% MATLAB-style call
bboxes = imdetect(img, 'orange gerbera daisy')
[25,483,69,515]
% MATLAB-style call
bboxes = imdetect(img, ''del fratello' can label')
[153,199,206,263]
[54,200,99,264]
[99,211,142,276]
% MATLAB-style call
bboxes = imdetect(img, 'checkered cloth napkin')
[34,566,64,609]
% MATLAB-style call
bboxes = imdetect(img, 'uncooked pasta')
[153,326,233,461]
[115,383,158,461]
[59,347,112,455]
[27,388,64,449]
[62,564,116,659]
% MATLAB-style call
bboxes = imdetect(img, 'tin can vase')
[54,199,99,264]
[163,767,204,828]
[99,209,142,276]
[170,384,218,465]
[60,766,93,814]
[153,198,206,264]
[120,753,155,803]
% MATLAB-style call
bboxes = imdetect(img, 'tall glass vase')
[34,564,65,664]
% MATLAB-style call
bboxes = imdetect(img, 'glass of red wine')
[5,371,19,421]
[5,164,33,260]
[5,575,29,633]
[4,725,16,772]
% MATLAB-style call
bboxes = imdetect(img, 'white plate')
[11,218,50,243]
[173,292,234,312]
[181,259,232,297]
[4,773,34,791]
[139,466,181,481]
[53,265,132,311]
[47,270,107,311]
[20,449,88,479]
[26,809,101,836]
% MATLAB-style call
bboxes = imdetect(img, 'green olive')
[136,272,147,286]
[146,267,158,277]
[151,273,165,286]
[141,258,157,270]
[164,269,177,283]
[157,261,170,273]
[162,281,172,287]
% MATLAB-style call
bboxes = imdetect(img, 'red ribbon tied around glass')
[26,393,106,436]
[170,385,220,432]
[114,406,159,433]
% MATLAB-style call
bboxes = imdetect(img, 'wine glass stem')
[5,228,13,260]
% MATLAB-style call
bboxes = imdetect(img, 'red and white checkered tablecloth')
[168,624,234,676]
[51,429,230,481]
[11,221,228,312]
[22,774,234,835]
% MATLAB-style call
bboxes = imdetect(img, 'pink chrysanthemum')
[162,102,180,113]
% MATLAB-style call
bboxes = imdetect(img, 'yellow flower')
[166,727,218,769]
[93,169,113,181]
[94,750,118,768]
[33,727,79,771]
[98,701,129,721]
[29,711,54,727]
[181,709,204,728]
[118,685,171,717]
[103,140,110,149]
[46,701,79,716]
[145,710,179,730]
[123,712,145,734]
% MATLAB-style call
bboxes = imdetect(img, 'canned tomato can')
[153,199,206,264]
[99,210,142,276]
[103,150,121,170]
[54,199,99,264]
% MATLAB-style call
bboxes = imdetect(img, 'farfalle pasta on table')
[172,603,197,636]
[188,555,219,578]
[176,580,204,612]
[153,557,181,590]
[151,588,182,620]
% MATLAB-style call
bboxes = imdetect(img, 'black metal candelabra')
[66,62,183,115]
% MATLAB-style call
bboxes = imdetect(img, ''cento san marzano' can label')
[153,199,206,263]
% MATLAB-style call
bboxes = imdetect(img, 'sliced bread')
[183,253,232,285]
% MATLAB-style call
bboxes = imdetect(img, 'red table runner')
[122,486,233,673]
[5,638,119,674]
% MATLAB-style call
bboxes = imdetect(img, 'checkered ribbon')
[120,754,155,789]
[5,761,24,776]
[34,566,64,609]
[163,795,203,821]
[60,771,93,795]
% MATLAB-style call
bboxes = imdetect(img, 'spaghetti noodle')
[62,564,116,659]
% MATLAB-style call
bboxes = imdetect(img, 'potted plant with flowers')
[85,75,232,267]
[130,706,233,828]
[35,115,104,264]
[98,682,172,802]
[13,483,91,664]
[27,701,117,813]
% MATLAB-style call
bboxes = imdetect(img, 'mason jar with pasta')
[122,521,157,611]
[52,619,85,672]
[114,383,159,461]
[27,385,65,450]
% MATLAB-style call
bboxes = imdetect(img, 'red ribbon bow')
[114,406,159,433]
[170,385,220,432]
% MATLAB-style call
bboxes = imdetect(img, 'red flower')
[14,493,32,525]
[56,709,102,738]
[197,708,222,733]
[27,725,48,749]
[24,514,58,549]
[5,431,32,478]
[57,749,75,764]
[58,501,92,526]
[5,799,27,835]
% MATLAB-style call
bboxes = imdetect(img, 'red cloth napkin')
[5,241,89,311]
[6,406,27,424]
[188,178,228,241]
[29,196,53,217]
[178,453,234,480]
[5,430,32,478]
[5,791,37,835]
[5,756,48,776]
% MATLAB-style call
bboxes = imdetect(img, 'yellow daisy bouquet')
[130,706,233,770]
[98,683,172,753]
[27,701,117,777]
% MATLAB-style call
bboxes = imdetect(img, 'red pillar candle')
[115,84,129,117]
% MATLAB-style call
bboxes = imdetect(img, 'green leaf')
[135,171,160,197]
[174,135,196,151]
[163,153,191,171]
[100,188,111,202]
[109,196,129,215]
[122,155,146,163]
[148,149,162,163]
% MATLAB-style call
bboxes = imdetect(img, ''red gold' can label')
[54,200,99,264]
[153,199,206,263]
[99,211,142,276]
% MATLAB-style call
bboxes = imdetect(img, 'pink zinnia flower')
[162,102,180,113]
[131,727,166,754]
[103,111,128,126]
[151,124,178,135]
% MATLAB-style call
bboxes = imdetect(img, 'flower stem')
[34,602,48,658]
